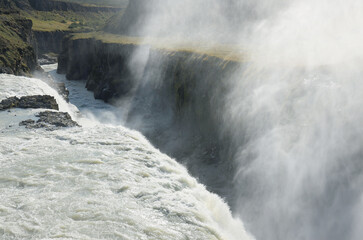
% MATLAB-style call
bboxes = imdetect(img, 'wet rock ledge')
[0,95,79,130]
[0,95,58,110]
[20,111,79,130]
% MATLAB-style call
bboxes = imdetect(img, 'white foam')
[0,72,253,240]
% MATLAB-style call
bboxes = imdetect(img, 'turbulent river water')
[0,65,253,240]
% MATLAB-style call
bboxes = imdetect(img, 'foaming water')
[0,70,253,240]
[43,64,126,126]
[35,1,363,239]
[0,74,76,115]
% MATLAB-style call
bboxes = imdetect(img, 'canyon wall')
[0,12,38,75]
[58,36,243,201]
[34,30,72,56]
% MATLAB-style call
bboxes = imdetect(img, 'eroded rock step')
[20,111,79,130]
[0,95,58,111]
[0,95,79,130]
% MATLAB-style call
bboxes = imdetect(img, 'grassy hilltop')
[22,0,125,32]
[22,9,115,32]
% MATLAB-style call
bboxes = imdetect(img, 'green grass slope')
[0,11,37,75]
[22,9,115,32]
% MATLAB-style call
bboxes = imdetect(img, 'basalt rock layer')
[58,36,135,100]
[34,30,72,56]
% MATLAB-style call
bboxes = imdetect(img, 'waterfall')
[0,67,253,240]
[111,0,363,239]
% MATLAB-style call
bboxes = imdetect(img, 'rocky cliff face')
[58,36,242,199]
[0,12,38,75]
[34,30,71,55]
[58,37,134,100]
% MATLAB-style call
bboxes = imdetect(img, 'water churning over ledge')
[0,70,253,240]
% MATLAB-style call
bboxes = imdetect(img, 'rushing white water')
[0,69,253,240]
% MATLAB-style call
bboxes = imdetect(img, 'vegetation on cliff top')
[100,0,245,61]
[71,31,246,62]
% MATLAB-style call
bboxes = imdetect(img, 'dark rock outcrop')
[0,95,59,110]
[1,94,78,130]
[0,96,19,110]
[36,111,78,127]
[58,36,134,101]
[18,95,59,109]
[19,119,35,126]
[19,111,79,130]
[0,12,38,75]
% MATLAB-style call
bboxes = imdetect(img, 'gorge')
[2,0,363,240]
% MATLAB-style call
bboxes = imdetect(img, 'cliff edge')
[0,3,38,75]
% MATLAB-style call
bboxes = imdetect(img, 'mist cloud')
[121,0,363,239]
